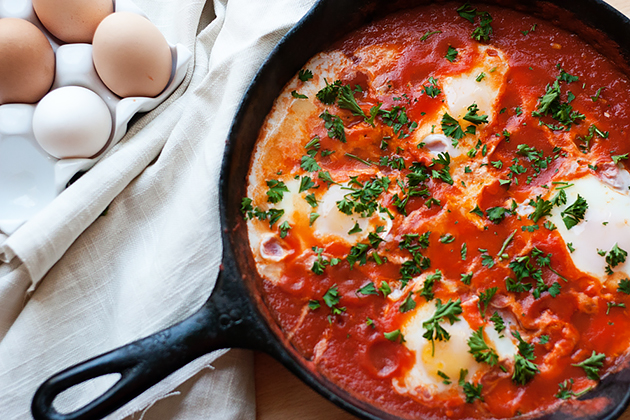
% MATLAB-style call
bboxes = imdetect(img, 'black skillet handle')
[31,266,267,420]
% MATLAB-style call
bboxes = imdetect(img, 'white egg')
[442,45,508,123]
[32,86,112,159]
[313,183,391,245]
[397,301,480,394]
[548,174,630,279]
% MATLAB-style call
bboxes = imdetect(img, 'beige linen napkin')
[0,0,316,419]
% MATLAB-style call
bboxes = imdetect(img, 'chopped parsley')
[561,195,588,229]
[420,30,442,41]
[423,76,441,98]
[278,221,291,238]
[319,110,346,142]
[357,282,378,296]
[420,270,442,301]
[311,247,340,275]
[384,329,405,343]
[323,284,345,316]
[422,298,463,356]
[457,1,493,42]
[316,78,342,104]
[617,278,630,294]
[486,206,509,224]
[606,301,625,315]
[468,327,499,366]
[337,176,390,217]
[605,243,627,275]
[338,85,366,117]
[556,379,592,400]
[461,272,473,286]
[437,370,451,385]
[477,287,498,319]
[298,175,316,193]
[490,311,505,333]
[291,90,307,99]
[445,45,458,63]
[308,299,320,310]
[533,68,585,130]
[441,112,465,141]
[347,222,362,235]
[298,68,313,82]
[512,331,539,385]
[463,382,484,403]
[301,154,321,173]
[400,292,417,313]
[266,179,289,203]
[612,153,629,165]
[572,351,605,380]
[463,103,489,125]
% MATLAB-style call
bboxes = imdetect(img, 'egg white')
[548,173,630,279]
[395,299,516,397]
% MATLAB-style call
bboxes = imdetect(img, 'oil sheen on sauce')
[244,2,630,418]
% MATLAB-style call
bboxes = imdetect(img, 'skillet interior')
[221,0,630,419]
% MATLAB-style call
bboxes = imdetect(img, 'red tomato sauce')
[249,2,630,418]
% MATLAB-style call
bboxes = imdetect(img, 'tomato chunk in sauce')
[244,2,630,418]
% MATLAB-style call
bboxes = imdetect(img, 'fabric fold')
[0,0,317,419]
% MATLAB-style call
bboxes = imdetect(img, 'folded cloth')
[0,0,316,418]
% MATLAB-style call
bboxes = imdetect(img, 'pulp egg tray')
[0,0,192,235]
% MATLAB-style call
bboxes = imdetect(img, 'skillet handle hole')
[52,373,122,415]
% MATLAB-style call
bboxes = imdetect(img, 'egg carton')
[0,0,192,235]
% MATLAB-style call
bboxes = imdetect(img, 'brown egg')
[0,18,55,105]
[92,12,172,98]
[32,0,113,43]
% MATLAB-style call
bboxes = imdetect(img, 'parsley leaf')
[572,351,605,380]
[266,180,289,203]
[299,176,316,193]
[400,292,417,313]
[486,206,509,224]
[384,329,405,343]
[323,284,345,316]
[422,299,463,356]
[291,90,307,99]
[463,382,484,403]
[561,195,588,229]
[463,103,489,125]
[278,221,291,238]
[301,154,321,172]
[420,270,442,301]
[319,110,346,142]
[338,85,366,117]
[308,299,320,310]
[445,45,458,63]
[556,379,592,400]
[421,30,442,41]
[311,247,340,274]
[618,278,630,294]
[512,331,539,384]
[478,287,498,318]
[461,272,473,285]
[490,311,505,333]
[298,69,313,82]
[357,282,379,296]
[468,327,499,366]
[528,196,553,223]
[423,76,441,98]
[605,243,627,274]
[316,78,342,104]
[441,112,465,140]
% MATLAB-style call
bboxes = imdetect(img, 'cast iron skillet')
[31,1,630,419]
